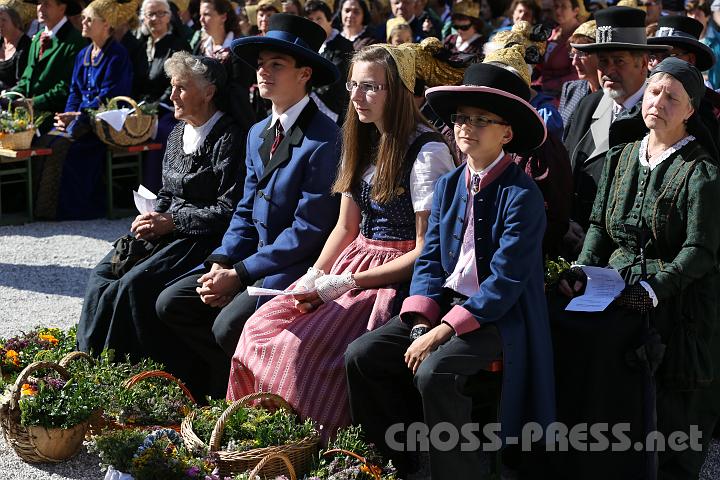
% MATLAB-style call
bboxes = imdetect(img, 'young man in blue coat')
[156,15,342,399]
[345,58,556,479]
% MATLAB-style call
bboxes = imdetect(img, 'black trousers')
[155,272,264,400]
[345,309,502,480]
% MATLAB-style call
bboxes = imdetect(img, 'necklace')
[82,45,105,67]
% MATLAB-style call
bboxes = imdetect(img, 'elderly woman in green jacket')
[555,58,720,479]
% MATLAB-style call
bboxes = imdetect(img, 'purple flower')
[186,465,201,476]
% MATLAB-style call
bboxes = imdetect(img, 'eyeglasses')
[568,51,589,60]
[452,23,472,31]
[144,10,169,19]
[451,113,509,128]
[345,81,387,94]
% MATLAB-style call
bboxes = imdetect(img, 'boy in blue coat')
[156,14,342,399]
[345,57,555,479]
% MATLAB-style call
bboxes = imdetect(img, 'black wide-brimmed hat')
[648,16,716,71]
[24,0,81,16]
[572,6,671,52]
[425,63,547,153]
[231,13,339,87]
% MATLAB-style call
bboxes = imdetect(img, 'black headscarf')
[648,57,719,159]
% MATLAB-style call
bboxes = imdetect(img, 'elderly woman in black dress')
[0,2,30,90]
[77,53,246,364]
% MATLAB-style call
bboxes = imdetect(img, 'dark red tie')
[270,122,284,157]
[38,32,52,59]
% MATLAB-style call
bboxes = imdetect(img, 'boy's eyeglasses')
[345,81,387,94]
[451,113,509,128]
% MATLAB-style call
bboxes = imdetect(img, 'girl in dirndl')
[226,43,455,442]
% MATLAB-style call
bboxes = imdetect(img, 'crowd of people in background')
[3,0,720,476]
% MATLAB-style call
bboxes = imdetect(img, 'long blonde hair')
[332,45,432,203]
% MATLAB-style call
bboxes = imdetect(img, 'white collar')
[44,16,67,37]
[455,33,481,52]
[614,84,646,113]
[319,29,339,54]
[182,110,224,154]
[269,95,310,133]
[468,149,505,178]
[343,26,366,41]
[638,134,695,171]
[203,31,234,53]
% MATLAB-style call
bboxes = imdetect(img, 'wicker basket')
[181,392,320,477]
[93,96,156,147]
[0,91,35,150]
[322,448,383,480]
[0,361,89,463]
[107,370,196,432]
[249,452,297,480]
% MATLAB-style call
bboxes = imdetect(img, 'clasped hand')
[196,263,242,308]
[53,111,81,132]
[404,320,454,374]
[130,212,174,240]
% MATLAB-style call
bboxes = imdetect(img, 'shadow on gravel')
[0,264,91,297]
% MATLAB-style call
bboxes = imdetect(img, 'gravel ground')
[0,218,719,479]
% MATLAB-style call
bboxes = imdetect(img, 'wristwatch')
[410,325,430,340]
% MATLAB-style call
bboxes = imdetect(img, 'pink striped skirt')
[226,234,415,442]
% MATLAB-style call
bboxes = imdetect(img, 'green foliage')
[308,426,398,480]
[18,375,102,429]
[544,256,572,287]
[88,428,148,473]
[190,399,317,453]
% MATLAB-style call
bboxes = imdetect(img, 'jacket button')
[449,251,455,257]
[258,240,264,247]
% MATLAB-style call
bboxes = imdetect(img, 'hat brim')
[425,85,547,153]
[648,37,716,71]
[24,0,81,15]
[572,42,672,52]
[231,37,340,87]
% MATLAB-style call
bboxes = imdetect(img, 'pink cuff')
[442,305,480,336]
[400,295,441,326]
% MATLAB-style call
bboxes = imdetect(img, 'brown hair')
[509,0,541,23]
[333,45,433,203]
[686,0,711,16]
[568,32,593,44]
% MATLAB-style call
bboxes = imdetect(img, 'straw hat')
[87,0,140,28]
[0,0,36,27]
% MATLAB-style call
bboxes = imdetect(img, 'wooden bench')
[106,142,162,218]
[0,147,52,225]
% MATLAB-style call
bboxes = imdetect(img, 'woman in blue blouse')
[34,0,132,219]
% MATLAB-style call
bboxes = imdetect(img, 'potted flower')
[0,360,101,462]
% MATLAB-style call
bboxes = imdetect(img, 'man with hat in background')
[11,0,85,132]
[563,6,670,252]
[156,13,341,400]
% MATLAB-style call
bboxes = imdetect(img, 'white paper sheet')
[133,184,157,214]
[96,108,133,132]
[565,266,625,312]
[247,286,317,297]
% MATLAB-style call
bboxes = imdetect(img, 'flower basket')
[93,96,156,147]
[181,392,320,477]
[0,360,89,462]
[108,370,196,432]
[321,449,382,480]
[0,91,35,150]
[249,452,297,480]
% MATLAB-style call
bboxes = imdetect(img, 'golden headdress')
[617,0,646,10]
[452,0,480,19]
[386,16,409,40]
[404,37,465,88]
[0,0,36,28]
[169,0,189,12]
[489,20,549,62]
[257,0,281,11]
[374,43,416,92]
[576,0,590,22]
[87,0,140,28]
[483,43,531,87]
[573,19,596,40]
